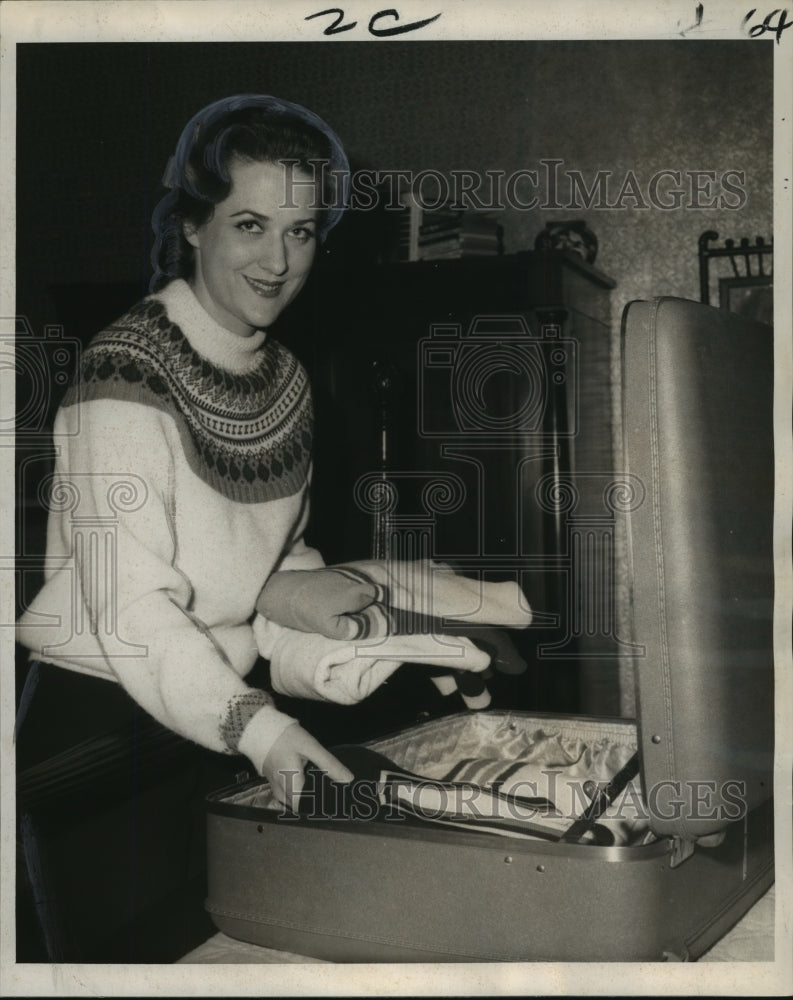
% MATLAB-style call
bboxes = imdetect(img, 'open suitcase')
[204,297,775,962]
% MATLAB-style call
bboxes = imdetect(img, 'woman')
[16,94,355,816]
[15,94,528,961]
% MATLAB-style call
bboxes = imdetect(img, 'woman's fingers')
[291,728,353,782]
[264,726,354,813]
[304,740,354,784]
[283,766,306,813]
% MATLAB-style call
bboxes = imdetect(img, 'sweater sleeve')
[273,462,325,573]
[16,400,296,766]
[249,461,326,662]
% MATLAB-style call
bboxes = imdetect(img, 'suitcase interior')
[215,709,653,847]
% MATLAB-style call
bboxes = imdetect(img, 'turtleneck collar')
[153,279,267,375]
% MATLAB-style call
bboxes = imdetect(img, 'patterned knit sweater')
[16,279,324,771]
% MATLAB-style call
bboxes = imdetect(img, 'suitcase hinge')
[669,836,696,869]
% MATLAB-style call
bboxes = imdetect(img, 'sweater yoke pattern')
[63,298,313,504]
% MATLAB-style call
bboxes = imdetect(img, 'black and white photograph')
[1,1,791,995]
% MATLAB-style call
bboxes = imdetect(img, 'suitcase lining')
[219,710,656,846]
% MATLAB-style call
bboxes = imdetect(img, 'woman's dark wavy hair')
[149,95,350,292]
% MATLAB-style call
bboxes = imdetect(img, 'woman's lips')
[244,275,285,298]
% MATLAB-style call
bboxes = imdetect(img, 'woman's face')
[185,158,318,337]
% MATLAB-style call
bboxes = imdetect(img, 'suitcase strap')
[559,752,640,844]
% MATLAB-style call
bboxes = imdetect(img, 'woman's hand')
[260,723,353,813]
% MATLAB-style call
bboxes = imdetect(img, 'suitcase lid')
[621,298,774,841]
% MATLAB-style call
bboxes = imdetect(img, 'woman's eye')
[290,226,316,243]
[236,219,263,234]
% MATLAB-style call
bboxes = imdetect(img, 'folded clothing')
[290,745,642,846]
[255,564,386,640]
[441,752,649,847]
[254,618,491,705]
[256,559,533,641]
[253,560,531,705]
